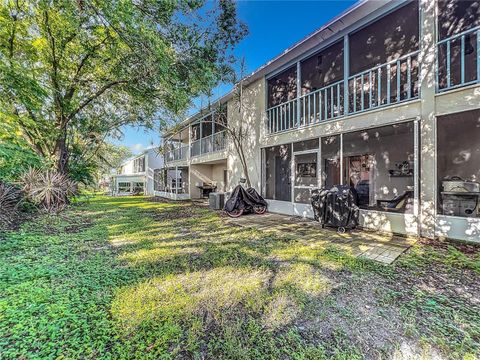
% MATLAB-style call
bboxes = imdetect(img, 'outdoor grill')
[195,182,217,198]
[441,178,480,217]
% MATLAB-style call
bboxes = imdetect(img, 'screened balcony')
[164,126,189,163]
[191,130,227,157]
[266,1,420,134]
[348,51,420,114]
[436,1,480,92]
[190,109,228,158]
[165,146,188,162]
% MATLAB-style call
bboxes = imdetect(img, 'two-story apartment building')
[111,148,163,196]
[156,108,229,200]
[157,0,480,243]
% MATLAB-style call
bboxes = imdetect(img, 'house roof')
[163,0,396,136]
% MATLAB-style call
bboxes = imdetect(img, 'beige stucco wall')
[212,163,227,192]
[190,150,228,165]
[189,162,227,198]
[226,78,265,192]
[189,164,212,198]
[435,85,480,116]
[262,101,422,148]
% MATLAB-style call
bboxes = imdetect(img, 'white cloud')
[131,143,146,154]
[130,143,158,155]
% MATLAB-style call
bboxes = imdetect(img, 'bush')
[0,181,23,229]
[20,169,78,212]
[0,143,44,182]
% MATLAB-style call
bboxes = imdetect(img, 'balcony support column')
[188,125,192,161]
[296,61,301,128]
[199,118,203,155]
[418,0,437,239]
[343,35,349,115]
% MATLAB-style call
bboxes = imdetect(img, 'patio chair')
[376,191,414,213]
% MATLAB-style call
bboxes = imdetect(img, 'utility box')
[209,192,225,210]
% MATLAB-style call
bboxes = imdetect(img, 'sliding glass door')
[293,139,320,204]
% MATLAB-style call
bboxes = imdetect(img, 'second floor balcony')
[165,146,188,162]
[164,109,228,164]
[437,25,480,92]
[267,50,420,134]
[190,130,227,157]
[266,0,479,135]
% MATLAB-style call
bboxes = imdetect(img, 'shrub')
[20,169,78,212]
[0,181,23,229]
[0,143,44,182]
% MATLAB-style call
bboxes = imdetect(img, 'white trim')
[265,199,294,216]
[359,209,419,236]
[339,133,344,186]
[154,191,191,201]
[434,82,480,99]
[290,143,295,204]
[413,118,420,230]
[435,215,480,243]
[261,117,418,152]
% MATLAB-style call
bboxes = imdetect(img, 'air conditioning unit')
[209,192,225,210]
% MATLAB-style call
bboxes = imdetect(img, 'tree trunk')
[232,137,251,188]
[241,158,251,188]
[56,131,69,175]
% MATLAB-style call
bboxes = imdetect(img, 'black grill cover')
[311,185,359,230]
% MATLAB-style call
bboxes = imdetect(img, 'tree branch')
[67,80,129,122]
[64,36,111,103]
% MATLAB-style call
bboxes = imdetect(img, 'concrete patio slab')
[225,212,415,264]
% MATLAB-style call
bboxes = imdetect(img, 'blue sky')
[117,0,356,154]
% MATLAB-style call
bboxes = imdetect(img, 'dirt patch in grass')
[395,239,480,300]
[291,269,406,359]
[145,206,199,221]
[63,217,93,234]
[0,209,36,232]
[418,237,480,255]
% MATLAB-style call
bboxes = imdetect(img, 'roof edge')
[163,0,379,136]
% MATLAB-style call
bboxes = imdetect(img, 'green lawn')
[1,195,479,359]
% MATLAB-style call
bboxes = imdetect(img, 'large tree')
[0,0,246,174]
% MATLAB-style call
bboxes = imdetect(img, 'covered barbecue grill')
[196,182,217,198]
[311,185,359,232]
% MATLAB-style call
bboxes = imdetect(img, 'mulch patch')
[146,206,198,221]
[0,211,36,233]
[418,237,480,255]
[63,217,93,234]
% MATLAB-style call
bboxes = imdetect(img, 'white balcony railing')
[298,80,344,127]
[437,26,480,92]
[266,97,298,133]
[266,50,420,134]
[348,50,420,114]
[165,145,188,163]
[190,130,227,158]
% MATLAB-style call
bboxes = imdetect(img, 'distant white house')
[110,148,163,196]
